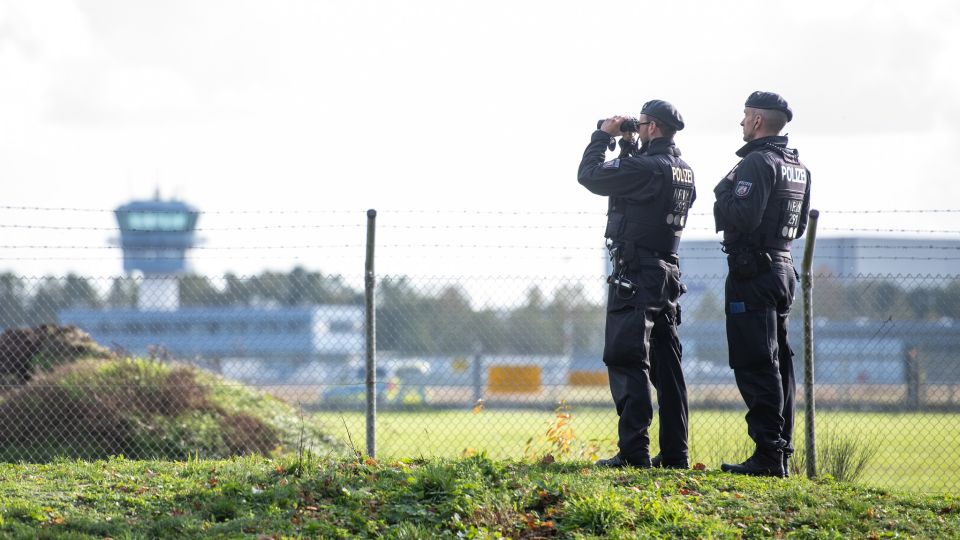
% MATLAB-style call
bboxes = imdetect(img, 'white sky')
[1,0,959,283]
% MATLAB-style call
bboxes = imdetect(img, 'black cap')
[745,91,793,122]
[640,99,684,131]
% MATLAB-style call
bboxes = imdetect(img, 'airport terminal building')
[56,196,365,384]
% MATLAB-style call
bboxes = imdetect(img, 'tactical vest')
[604,153,695,254]
[725,147,810,252]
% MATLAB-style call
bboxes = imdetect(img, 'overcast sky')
[1,0,959,280]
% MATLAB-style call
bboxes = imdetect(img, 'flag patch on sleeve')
[602,159,621,170]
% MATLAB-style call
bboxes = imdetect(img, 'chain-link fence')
[2,206,960,493]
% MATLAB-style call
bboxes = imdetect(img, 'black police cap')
[745,91,793,122]
[640,99,684,131]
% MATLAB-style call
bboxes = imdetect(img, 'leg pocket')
[726,308,777,370]
[636,262,668,300]
[604,295,652,368]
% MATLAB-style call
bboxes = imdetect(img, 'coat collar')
[639,137,680,157]
[736,135,789,158]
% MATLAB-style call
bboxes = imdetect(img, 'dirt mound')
[0,324,113,384]
[0,358,344,462]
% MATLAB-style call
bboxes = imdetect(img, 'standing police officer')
[714,91,812,477]
[578,100,695,469]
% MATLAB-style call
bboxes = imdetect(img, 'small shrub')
[820,432,878,483]
[560,491,631,536]
[412,463,461,504]
[405,461,487,521]
[792,432,878,483]
[524,401,613,462]
[206,497,239,522]
[386,522,436,539]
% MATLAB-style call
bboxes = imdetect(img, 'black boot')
[721,448,785,478]
[651,453,689,469]
[595,453,651,469]
[783,452,792,478]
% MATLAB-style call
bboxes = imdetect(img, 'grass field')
[3,455,960,538]
[311,407,960,493]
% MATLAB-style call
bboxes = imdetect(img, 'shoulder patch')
[734,180,753,198]
[602,159,621,170]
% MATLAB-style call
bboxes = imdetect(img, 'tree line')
[0,269,603,356]
[2,269,958,356]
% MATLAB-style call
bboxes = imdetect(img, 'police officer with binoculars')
[577,99,696,469]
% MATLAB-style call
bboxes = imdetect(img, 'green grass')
[312,408,960,493]
[1,455,958,538]
[0,358,346,461]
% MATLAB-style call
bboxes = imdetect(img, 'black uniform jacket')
[577,130,694,203]
[713,135,811,251]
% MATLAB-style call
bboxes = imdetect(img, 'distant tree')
[376,276,426,353]
[284,266,360,305]
[106,277,138,309]
[812,275,854,320]
[906,286,941,320]
[222,273,252,306]
[283,267,313,305]
[179,275,226,307]
[27,275,101,324]
[179,268,361,308]
[524,286,546,311]
[0,273,29,329]
[548,283,604,355]
[431,285,478,353]
[247,271,287,307]
[501,286,561,354]
[64,275,102,309]
[374,278,483,355]
[941,279,960,320]
[691,289,723,322]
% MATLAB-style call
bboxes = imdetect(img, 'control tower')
[115,194,199,311]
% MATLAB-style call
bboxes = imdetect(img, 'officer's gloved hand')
[599,116,626,136]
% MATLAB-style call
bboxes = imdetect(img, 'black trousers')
[603,258,688,464]
[724,260,797,453]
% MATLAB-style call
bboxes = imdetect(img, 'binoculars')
[596,118,642,132]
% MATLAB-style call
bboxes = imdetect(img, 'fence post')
[801,209,820,479]
[905,346,923,411]
[472,341,484,405]
[364,209,377,458]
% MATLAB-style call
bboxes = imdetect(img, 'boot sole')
[720,465,785,478]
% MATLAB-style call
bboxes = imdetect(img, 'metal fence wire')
[1,207,959,494]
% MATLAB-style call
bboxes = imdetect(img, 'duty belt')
[723,246,792,263]
[723,247,792,280]
[627,244,679,265]
[765,251,793,264]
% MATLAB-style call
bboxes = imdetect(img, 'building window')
[127,212,189,232]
